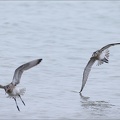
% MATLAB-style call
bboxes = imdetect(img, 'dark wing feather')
[100,43,120,52]
[12,59,42,86]
[80,57,96,92]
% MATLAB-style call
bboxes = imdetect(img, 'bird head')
[4,86,8,92]
[92,50,99,57]
[4,85,11,93]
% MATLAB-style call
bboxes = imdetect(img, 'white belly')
[99,52,105,60]
[7,87,26,98]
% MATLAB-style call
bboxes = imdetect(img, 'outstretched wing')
[12,59,42,86]
[80,57,96,92]
[100,43,120,52]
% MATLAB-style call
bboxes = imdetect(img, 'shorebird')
[80,43,120,93]
[0,59,42,111]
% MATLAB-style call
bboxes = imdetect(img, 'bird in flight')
[0,59,42,111]
[80,43,120,93]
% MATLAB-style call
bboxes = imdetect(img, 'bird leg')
[13,97,20,111]
[19,95,25,106]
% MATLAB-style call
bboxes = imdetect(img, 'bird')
[0,59,42,111]
[80,43,120,93]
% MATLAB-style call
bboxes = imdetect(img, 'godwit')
[0,59,42,111]
[80,43,120,92]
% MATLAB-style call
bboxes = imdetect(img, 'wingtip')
[80,87,83,93]
[80,90,82,93]
[38,59,42,63]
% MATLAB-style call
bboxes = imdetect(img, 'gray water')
[0,1,120,119]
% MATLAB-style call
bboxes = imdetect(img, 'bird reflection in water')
[79,93,115,117]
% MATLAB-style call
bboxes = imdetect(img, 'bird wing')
[99,43,120,52]
[80,57,96,92]
[12,59,42,86]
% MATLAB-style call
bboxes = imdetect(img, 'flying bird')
[0,59,42,111]
[80,43,120,93]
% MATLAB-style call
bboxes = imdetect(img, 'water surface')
[0,1,120,119]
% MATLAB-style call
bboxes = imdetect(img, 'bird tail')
[19,88,26,96]
[102,57,108,63]
[101,49,109,63]
[97,49,109,66]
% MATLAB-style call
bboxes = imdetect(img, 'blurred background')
[0,1,120,119]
